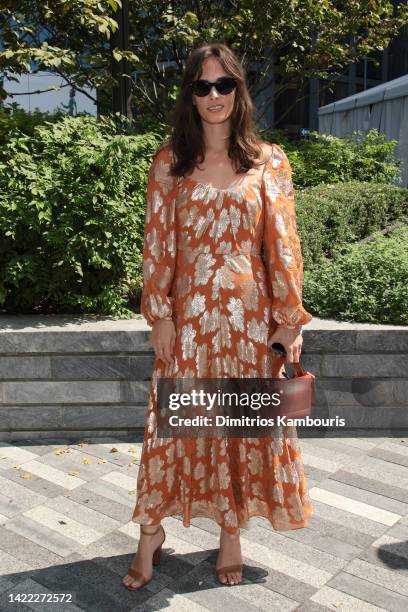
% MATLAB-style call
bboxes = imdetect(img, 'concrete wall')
[0,316,407,441]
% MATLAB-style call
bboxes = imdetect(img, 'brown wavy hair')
[162,42,265,177]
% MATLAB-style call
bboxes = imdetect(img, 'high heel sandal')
[123,524,165,591]
[216,529,243,585]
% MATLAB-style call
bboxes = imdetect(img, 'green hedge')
[296,181,408,268]
[1,114,406,322]
[303,226,408,325]
[260,128,402,188]
[0,115,162,315]
[0,103,66,146]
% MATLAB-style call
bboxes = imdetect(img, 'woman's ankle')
[221,527,240,538]
[140,523,162,536]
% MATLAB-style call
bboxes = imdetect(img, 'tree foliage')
[0,1,407,126]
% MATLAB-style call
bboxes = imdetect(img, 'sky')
[4,71,97,115]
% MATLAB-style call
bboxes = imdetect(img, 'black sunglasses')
[190,77,237,97]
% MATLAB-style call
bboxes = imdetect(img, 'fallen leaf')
[110,447,118,453]
[20,472,33,479]
[58,520,67,525]
[83,458,91,465]
[68,470,79,477]
[14,465,22,470]
[128,489,136,494]
[77,440,90,446]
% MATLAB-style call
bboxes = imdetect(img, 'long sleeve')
[140,145,178,327]
[262,144,313,328]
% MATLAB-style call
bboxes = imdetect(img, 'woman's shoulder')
[257,141,290,168]
[152,140,174,165]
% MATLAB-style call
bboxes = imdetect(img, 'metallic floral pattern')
[133,143,314,533]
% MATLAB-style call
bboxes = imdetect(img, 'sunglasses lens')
[191,78,237,97]
[216,78,237,94]
[193,81,211,97]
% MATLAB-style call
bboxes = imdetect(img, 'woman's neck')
[202,120,231,155]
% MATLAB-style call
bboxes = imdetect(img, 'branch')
[6,83,70,96]
[51,68,97,103]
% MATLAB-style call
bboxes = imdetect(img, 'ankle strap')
[140,524,162,536]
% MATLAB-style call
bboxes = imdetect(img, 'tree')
[0,0,136,109]
[1,1,407,128]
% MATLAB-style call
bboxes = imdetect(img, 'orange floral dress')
[132,142,314,533]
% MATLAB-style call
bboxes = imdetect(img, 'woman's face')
[192,57,236,126]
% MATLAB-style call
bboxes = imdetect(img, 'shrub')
[0,115,162,316]
[303,225,408,325]
[260,128,402,188]
[295,181,408,268]
[0,103,67,146]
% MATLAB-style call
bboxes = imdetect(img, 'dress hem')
[131,506,314,534]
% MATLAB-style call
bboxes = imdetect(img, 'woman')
[123,42,314,590]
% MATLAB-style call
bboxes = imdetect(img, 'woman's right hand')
[151,319,176,368]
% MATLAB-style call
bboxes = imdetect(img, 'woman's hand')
[267,324,303,364]
[151,319,176,368]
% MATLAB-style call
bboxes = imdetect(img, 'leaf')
[68,470,79,476]
[110,447,119,453]
[20,472,33,479]
[83,458,91,464]
[14,465,23,470]
[128,488,136,494]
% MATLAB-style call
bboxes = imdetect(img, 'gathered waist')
[176,247,262,259]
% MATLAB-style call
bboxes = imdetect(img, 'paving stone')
[255,517,362,561]
[0,475,48,509]
[35,447,120,481]
[329,468,408,504]
[358,543,408,572]
[0,493,29,519]
[1,467,67,499]
[64,486,133,523]
[1,433,407,611]
[327,570,408,611]
[4,515,83,559]
[369,447,408,468]
[308,499,396,537]
[22,505,105,547]
[33,561,149,612]
[0,577,83,611]
[0,550,32,575]
[193,557,316,607]
[320,477,408,517]
[0,526,66,570]
[309,486,401,526]
[310,584,388,610]
[3,460,86,491]
[78,477,135,509]
[342,557,408,597]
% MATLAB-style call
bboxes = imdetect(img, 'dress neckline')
[180,147,275,193]
[182,174,252,193]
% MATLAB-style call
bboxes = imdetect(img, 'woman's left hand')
[267,325,303,363]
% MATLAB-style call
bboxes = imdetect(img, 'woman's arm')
[262,144,313,329]
[140,145,178,327]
